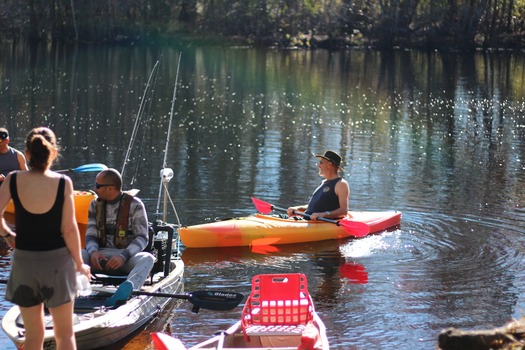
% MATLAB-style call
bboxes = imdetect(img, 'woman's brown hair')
[25,127,58,171]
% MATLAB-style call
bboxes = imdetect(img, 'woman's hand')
[2,231,16,248]
[77,263,92,280]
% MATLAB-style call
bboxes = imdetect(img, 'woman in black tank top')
[0,127,91,350]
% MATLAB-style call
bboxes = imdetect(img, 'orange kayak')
[180,211,401,248]
[5,190,95,225]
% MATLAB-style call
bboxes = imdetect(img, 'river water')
[1,43,525,349]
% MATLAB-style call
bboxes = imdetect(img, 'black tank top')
[10,172,66,251]
[305,177,341,215]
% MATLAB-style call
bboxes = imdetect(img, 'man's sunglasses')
[0,132,8,141]
[95,183,114,189]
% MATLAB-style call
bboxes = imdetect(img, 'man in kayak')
[82,168,155,307]
[287,150,349,220]
[0,128,28,184]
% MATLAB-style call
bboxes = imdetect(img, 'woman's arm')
[61,176,90,276]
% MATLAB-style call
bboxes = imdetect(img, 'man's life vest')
[95,193,133,249]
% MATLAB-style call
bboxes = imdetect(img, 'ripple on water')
[332,209,525,348]
[1,210,525,349]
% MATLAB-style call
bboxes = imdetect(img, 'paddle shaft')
[131,290,190,299]
[0,280,230,301]
[0,280,243,311]
[271,203,347,226]
[92,284,243,311]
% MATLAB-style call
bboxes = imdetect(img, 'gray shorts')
[6,247,76,308]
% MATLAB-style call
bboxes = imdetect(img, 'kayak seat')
[91,226,156,287]
[89,223,178,290]
[241,273,314,339]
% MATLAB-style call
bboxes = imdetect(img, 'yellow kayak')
[180,211,401,248]
[5,190,95,225]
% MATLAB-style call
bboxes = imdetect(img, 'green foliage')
[0,0,523,50]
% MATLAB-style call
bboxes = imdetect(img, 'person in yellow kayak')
[0,127,90,350]
[287,150,349,220]
[82,168,154,307]
[0,128,28,184]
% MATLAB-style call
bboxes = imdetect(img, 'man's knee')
[142,252,155,268]
[134,252,155,267]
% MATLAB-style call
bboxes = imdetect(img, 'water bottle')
[76,272,92,296]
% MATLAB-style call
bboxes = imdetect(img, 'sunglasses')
[95,183,114,189]
[0,131,8,141]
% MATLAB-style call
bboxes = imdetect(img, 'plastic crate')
[241,273,314,336]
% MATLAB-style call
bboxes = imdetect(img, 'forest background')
[1,0,525,50]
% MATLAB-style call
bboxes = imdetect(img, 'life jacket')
[95,193,133,249]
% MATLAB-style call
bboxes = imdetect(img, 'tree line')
[1,0,524,50]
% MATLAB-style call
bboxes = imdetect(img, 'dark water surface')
[1,43,525,349]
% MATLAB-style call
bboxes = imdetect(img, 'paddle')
[90,285,243,312]
[56,163,108,174]
[251,197,370,237]
[0,277,243,312]
[131,290,244,312]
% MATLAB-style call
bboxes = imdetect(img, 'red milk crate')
[241,273,314,337]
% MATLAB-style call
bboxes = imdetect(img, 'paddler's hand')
[310,212,329,220]
[105,255,125,270]
[310,213,323,221]
[287,206,300,217]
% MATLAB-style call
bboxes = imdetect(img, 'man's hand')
[89,251,107,270]
[105,255,125,270]
[310,212,322,220]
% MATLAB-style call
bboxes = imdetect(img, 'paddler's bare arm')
[287,205,307,217]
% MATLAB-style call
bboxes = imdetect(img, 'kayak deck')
[180,210,401,248]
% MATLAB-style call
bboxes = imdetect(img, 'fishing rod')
[121,60,160,180]
[155,53,182,226]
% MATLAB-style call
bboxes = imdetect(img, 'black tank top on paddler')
[305,177,342,215]
[10,172,66,251]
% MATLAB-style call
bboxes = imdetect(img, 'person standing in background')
[0,127,90,350]
[0,128,28,183]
